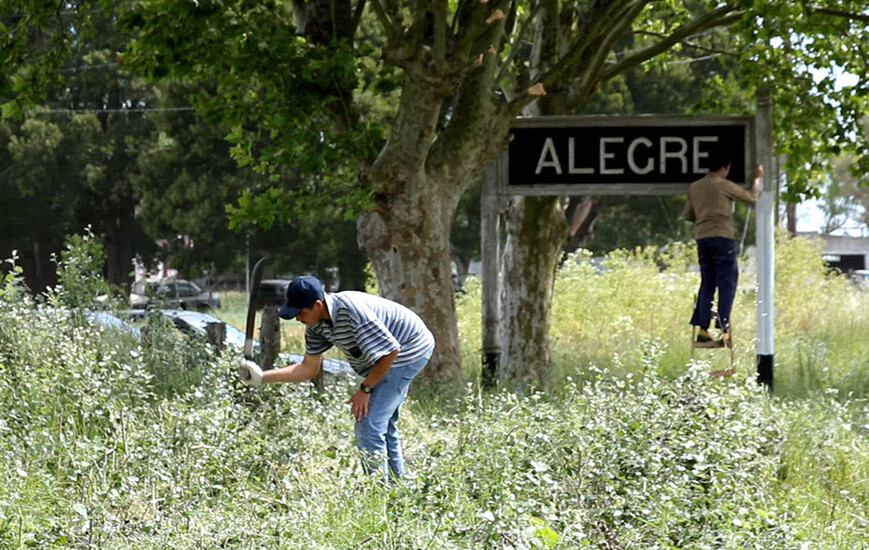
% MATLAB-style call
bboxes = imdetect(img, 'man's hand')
[754,164,764,180]
[238,358,264,387]
[346,390,371,421]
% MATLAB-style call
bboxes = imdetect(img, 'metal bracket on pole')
[755,88,775,391]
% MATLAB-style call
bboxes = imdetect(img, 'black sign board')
[506,115,754,196]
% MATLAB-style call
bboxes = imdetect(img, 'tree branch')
[538,0,645,89]
[404,0,434,62]
[628,30,739,59]
[350,0,367,35]
[453,0,512,63]
[367,0,395,35]
[432,0,448,69]
[600,6,744,81]
[332,0,356,40]
[495,2,542,92]
[810,5,869,24]
[501,0,642,115]
[567,1,649,102]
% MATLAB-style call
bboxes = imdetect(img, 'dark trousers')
[691,237,738,331]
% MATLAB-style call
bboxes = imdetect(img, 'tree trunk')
[786,201,797,234]
[357,183,462,385]
[30,238,57,292]
[500,195,568,390]
[103,207,136,290]
[564,196,608,253]
[354,48,491,387]
[495,0,570,390]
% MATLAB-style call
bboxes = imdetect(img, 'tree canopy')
[3,0,869,384]
[0,1,372,290]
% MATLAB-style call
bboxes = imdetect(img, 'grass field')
[0,232,868,548]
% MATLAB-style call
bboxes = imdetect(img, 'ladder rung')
[692,340,731,349]
[690,325,735,374]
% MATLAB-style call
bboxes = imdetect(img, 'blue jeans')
[691,237,738,331]
[355,355,429,478]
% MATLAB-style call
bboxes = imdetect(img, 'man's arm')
[361,348,399,388]
[683,197,696,222]
[726,164,764,204]
[347,348,399,420]
[752,164,764,196]
[262,353,323,383]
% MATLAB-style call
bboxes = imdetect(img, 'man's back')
[305,291,435,375]
[685,172,760,240]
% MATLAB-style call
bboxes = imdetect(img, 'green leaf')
[72,503,88,519]
[1,100,22,120]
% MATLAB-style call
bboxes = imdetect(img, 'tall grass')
[1,233,868,548]
[453,230,869,399]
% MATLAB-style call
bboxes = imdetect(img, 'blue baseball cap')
[278,276,324,319]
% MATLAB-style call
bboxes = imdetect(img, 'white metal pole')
[755,88,775,389]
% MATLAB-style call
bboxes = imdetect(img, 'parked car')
[129,279,221,310]
[125,309,353,375]
[84,310,142,338]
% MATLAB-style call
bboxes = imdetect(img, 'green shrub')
[50,228,117,310]
[767,231,869,397]
[1,230,868,548]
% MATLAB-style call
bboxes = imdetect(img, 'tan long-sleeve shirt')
[683,172,760,240]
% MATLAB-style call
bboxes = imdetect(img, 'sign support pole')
[481,156,503,388]
[755,88,775,390]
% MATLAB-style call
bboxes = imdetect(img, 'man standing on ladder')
[684,152,764,346]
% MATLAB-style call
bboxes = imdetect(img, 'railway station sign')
[506,115,754,196]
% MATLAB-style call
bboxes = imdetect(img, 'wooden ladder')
[690,325,735,377]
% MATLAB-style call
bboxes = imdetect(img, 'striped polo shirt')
[304,291,435,376]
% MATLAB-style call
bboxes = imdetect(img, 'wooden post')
[755,88,775,390]
[205,322,226,350]
[260,306,281,371]
[312,357,325,393]
[481,156,503,388]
